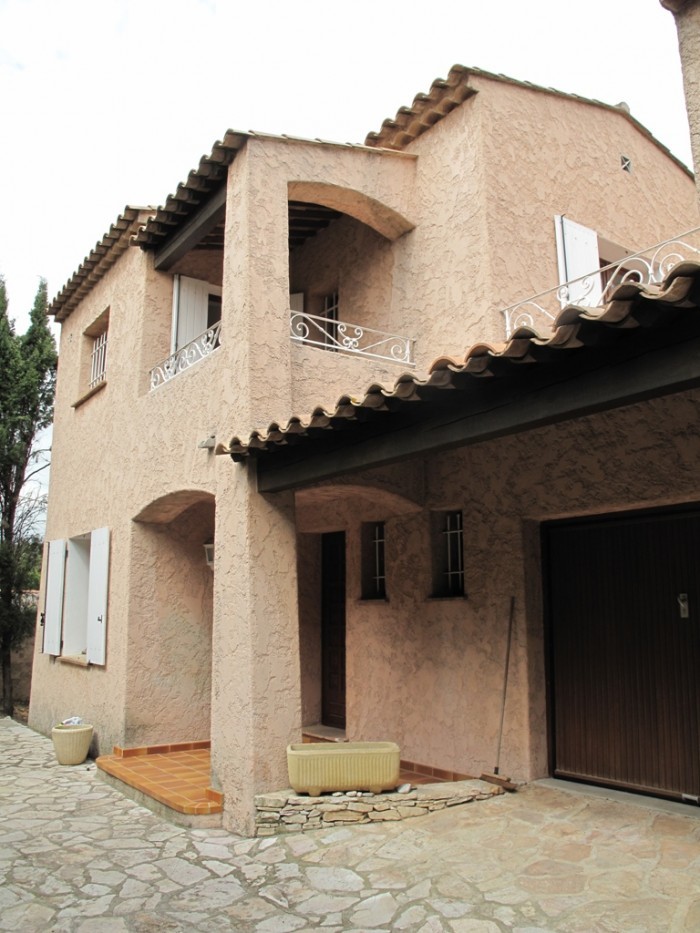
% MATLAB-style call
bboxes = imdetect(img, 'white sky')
[0,0,692,332]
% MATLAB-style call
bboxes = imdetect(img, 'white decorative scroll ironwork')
[150,322,222,390]
[290,311,414,366]
[502,227,700,338]
[289,311,415,366]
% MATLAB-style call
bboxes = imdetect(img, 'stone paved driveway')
[1,717,699,931]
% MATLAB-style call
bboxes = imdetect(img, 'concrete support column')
[211,467,300,835]
[211,140,301,834]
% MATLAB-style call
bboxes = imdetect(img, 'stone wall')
[254,780,502,836]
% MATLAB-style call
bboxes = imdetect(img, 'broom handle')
[495,596,516,775]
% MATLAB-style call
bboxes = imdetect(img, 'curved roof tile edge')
[364,64,693,176]
[49,206,156,321]
[226,264,700,459]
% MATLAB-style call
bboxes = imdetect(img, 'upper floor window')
[431,510,465,598]
[555,216,634,308]
[90,330,108,388]
[172,275,222,352]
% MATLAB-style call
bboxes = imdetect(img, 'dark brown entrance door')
[321,531,346,729]
[546,508,700,800]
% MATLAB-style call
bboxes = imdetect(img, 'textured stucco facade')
[30,69,700,834]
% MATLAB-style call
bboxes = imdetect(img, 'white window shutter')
[86,527,110,666]
[555,216,603,307]
[43,539,65,655]
[289,292,305,313]
[176,276,209,349]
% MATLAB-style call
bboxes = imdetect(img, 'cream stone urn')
[51,724,94,765]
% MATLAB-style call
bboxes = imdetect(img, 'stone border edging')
[254,778,503,835]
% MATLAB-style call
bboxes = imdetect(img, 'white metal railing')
[90,331,108,388]
[149,322,221,390]
[502,227,700,338]
[290,310,414,366]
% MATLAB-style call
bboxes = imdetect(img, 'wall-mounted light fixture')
[203,541,215,569]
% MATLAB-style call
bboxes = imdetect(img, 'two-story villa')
[29,65,700,834]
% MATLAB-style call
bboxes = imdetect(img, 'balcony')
[502,227,700,338]
[290,310,414,366]
[150,322,221,390]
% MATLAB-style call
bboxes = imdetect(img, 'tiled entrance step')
[96,742,222,824]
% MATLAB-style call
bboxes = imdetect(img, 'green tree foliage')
[0,277,57,714]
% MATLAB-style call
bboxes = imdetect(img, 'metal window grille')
[90,331,108,388]
[370,522,386,599]
[440,511,464,596]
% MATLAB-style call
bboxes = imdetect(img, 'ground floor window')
[431,510,465,597]
[42,527,110,665]
[361,521,386,599]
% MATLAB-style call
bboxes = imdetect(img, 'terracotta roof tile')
[49,207,155,321]
[226,265,700,460]
[364,65,692,175]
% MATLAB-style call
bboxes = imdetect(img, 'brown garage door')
[546,508,700,801]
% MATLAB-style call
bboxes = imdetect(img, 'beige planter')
[51,724,94,765]
[287,741,400,796]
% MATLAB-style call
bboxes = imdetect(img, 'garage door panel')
[547,510,700,799]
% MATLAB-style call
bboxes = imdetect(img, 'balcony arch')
[288,181,414,242]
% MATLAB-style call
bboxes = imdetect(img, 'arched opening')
[124,491,215,746]
[288,183,415,366]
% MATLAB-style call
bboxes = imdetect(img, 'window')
[554,216,635,308]
[42,528,110,665]
[361,521,386,599]
[90,330,108,388]
[81,308,109,395]
[172,275,222,352]
[322,290,339,349]
[431,511,465,597]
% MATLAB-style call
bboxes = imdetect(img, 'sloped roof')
[49,207,155,321]
[364,65,692,176]
[225,264,700,461]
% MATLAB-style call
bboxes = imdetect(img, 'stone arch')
[132,489,215,524]
[288,181,414,241]
[295,483,422,533]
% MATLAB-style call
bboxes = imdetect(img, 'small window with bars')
[89,329,108,388]
[361,521,386,599]
[431,510,465,597]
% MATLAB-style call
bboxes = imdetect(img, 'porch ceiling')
[225,264,700,492]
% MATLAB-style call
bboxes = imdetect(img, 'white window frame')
[42,527,110,665]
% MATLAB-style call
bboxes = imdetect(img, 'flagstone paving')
[2,716,700,931]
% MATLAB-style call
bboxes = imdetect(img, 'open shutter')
[176,276,209,349]
[555,216,603,307]
[86,527,110,666]
[43,539,65,655]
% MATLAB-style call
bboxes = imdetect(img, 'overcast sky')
[0,0,692,331]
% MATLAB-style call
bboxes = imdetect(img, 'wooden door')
[321,531,346,729]
[546,509,700,800]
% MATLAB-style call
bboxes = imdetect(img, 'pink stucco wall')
[31,71,700,832]
[296,388,700,782]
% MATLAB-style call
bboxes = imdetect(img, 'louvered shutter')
[86,527,110,666]
[555,216,603,307]
[43,539,65,655]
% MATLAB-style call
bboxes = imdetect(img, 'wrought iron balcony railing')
[290,311,414,366]
[502,227,700,338]
[150,322,221,390]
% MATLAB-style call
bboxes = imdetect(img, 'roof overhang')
[228,267,700,492]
